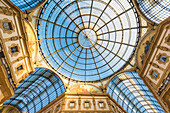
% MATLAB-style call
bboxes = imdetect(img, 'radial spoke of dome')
[57,45,80,70]
[92,0,112,30]
[39,42,78,62]
[88,0,94,28]
[85,49,87,82]
[98,39,136,47]
[52,0,83,31]
[76,0,85,28]
[96,7,133,32]
[90,48,103,86]
[68,47,84,85]
[33,16,79,34]
[37,37,77,41]
[93,45,115,73]
[96,43,134,67]
[97,26,147,36]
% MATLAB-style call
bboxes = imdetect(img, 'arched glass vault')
[10,0,44,11]
[35,0,141,82]
[107,72,164,113]
[3,68,65,113]
[137,0,170,24]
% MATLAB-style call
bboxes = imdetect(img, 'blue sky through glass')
[36,0,140,82]
[3,68,65,113]
[107,72,164,113]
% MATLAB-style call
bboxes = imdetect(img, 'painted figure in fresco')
[140,35,155,65]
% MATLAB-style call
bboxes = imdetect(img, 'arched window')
[10,0,44,11]
[3,68,65,113]
[137,0,170,24]
[107,72,164,113]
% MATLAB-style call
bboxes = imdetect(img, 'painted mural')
[69,84,103,93]
[24,20,37,63]
[137,30,156,69]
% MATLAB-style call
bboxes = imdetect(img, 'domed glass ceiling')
[36,0,140,82]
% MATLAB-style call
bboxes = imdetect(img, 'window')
[159,56,167,62]
[152,71,158,78]
[17,65,23,71]
[99,102,104,108]
[0,51,4,58]
[55,105,60,112]
[167,37,170,43]
[85,102,90,108]
[3,22,12,30]
[69,102,75,108]
[11,46,18,53]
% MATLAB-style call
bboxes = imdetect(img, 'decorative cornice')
[0,6,15,16]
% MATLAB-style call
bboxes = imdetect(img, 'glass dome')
[36,0,140,82]
[137,0,170,24]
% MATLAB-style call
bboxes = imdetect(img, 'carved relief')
[4,36,20,42]
[0,6,15,16]
[0,18,15,34]
[158,46,170,52]
[11,56,24,64]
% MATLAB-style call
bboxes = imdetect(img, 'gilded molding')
[0,18,15,34]
[0,6,15,16]
[157,46,170,52]
[11,56,24,64]
[8,43,20,57]
[156,53,169,65]
[3,36,20,42]
[165,34,170,46]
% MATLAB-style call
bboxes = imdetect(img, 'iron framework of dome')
[10,0,44,11]
[35,0,141,82]
[107,72,164,113]
[137,0,170,24]
[3,68,65,113]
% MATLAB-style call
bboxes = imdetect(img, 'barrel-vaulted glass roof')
[137,0,170,24]
[35,0,141,82]
[10,0,43,11]
[3,68,65,113]
[107,72,164,113]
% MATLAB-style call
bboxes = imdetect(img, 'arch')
[3,68,65,113]
[107,72,164,113]
[10,0,45,11]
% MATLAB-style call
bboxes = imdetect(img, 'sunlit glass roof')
[137,0,170,24]
[107,72,164,113]
[35,0,140,82]
[3,68,65,113]
[10,0,43,11]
